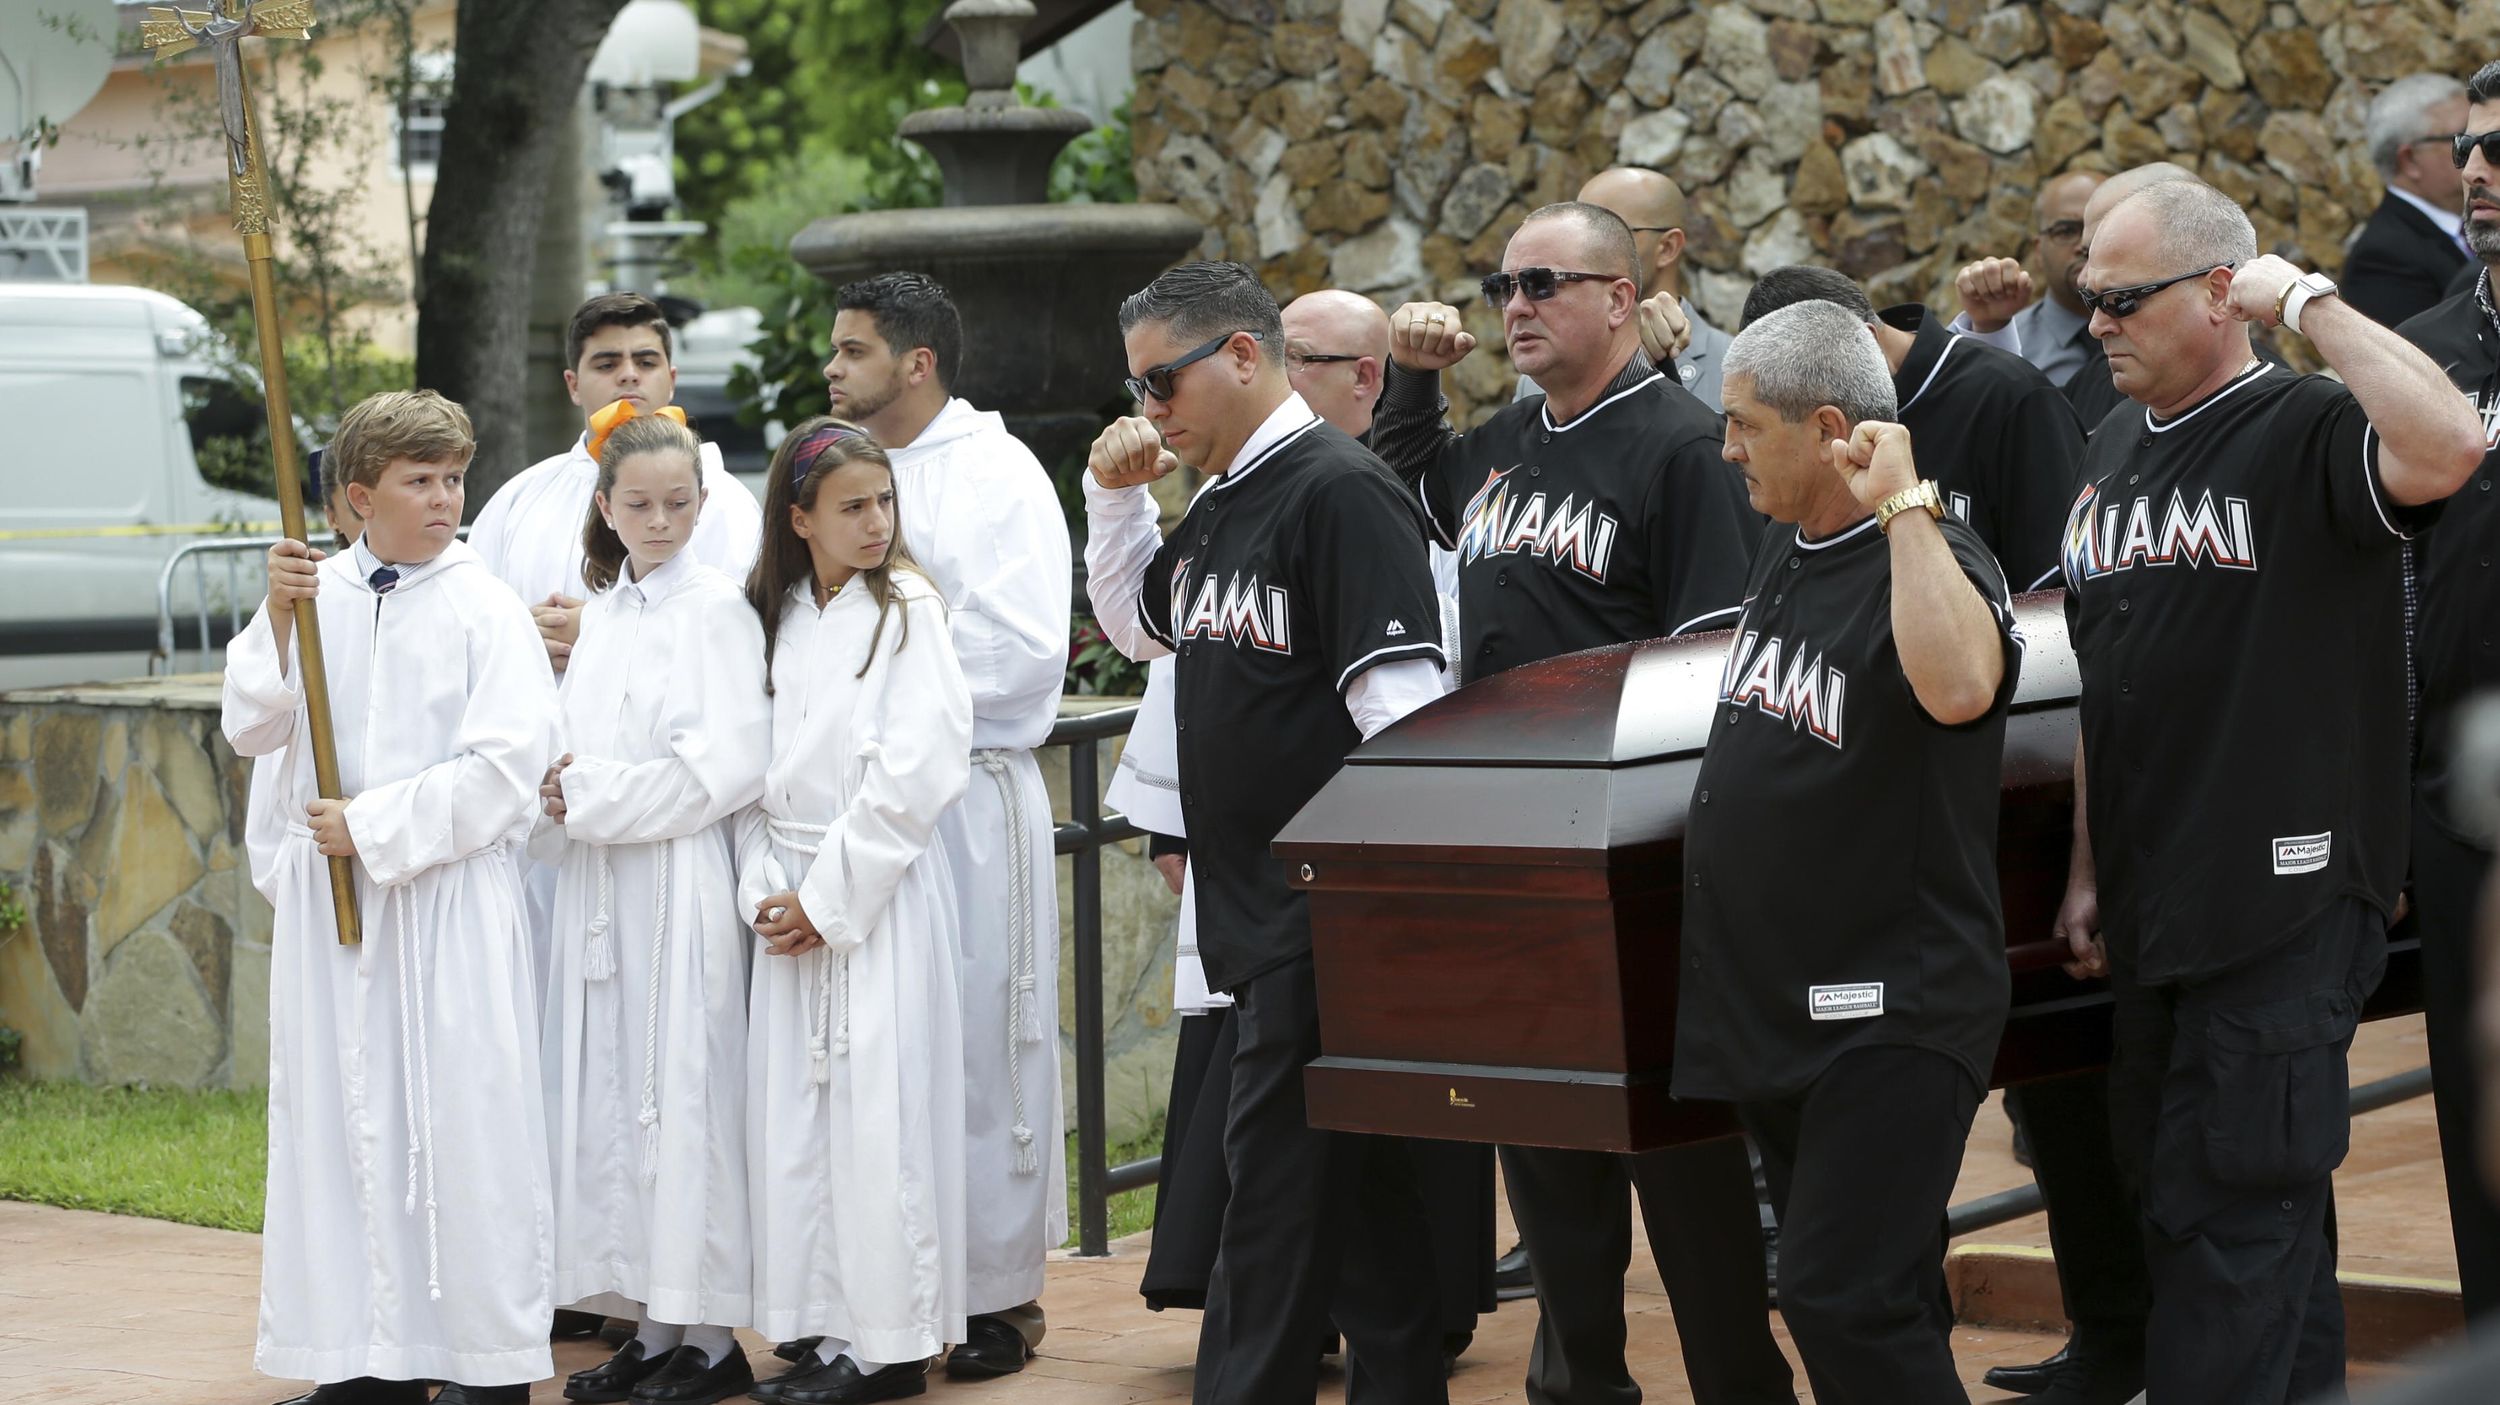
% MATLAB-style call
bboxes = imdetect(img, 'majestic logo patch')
[1717,628,1848,749]
[1809,983,1885,1020]
[1455,465,1621,582]
[1169,558,1293,656]
[1385,619,1407,637]
[2273,832,2332,875]
[2061,482,2259,587]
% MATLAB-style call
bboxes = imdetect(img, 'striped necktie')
[369,564,400,595]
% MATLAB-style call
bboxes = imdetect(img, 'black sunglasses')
[2456,130,2500,169]
[1285,349,1362,371]
[2076,264,2227,318]
[1125,329,1261,404]
[1480,267,1616,308]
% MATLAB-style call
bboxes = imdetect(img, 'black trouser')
[2106,900,2385,1405]
[1193,954,1446,1405]
[1737,1045,1980,1405]
[1499,1138,1793,1404]
[2003,1069,2152,1351]
[2410,794,2500,1328]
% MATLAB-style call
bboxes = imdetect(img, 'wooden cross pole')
[145,0,361,945]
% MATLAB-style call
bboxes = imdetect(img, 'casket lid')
[1357,591,2079,769]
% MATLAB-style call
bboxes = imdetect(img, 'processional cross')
[145,0,362,944]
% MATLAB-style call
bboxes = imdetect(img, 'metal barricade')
[152,535,286,675]
[1047,702,1146,1258]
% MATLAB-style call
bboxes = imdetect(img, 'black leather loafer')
[565,1340,668,1402]
[630,1345,756,1404]
[779,1355,928,1404]
[943,1314,1033,1379]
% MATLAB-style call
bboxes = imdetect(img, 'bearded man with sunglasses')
[2390,59,2500,1333]
[2054,179,2485,1404]
[1369,202,1791,1405]
[1084,261,1453,1405]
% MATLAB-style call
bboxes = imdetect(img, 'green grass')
[0,1078,1167,1249]
[0,1081,266,1232]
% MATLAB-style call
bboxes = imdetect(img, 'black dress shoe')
[431,1386,529,1405]
[2031,1342,2146,1405]
[943,1314,1033,1379]
[779,1356,927,1404]
[567,1340,669,1402]
[1982,1341,2071,1396]
[630,1345,756,1404]
[553,1308,609,1340]
[752,1354,836,1404]
[775,1337,826,1364]
[272,1380,426,1405]
[1493,1242,1534,1302]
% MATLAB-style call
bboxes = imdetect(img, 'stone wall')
[1130,0,2479,423]
[0,683,1185,1144]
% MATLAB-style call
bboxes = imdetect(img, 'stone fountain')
[789,0,1203,467]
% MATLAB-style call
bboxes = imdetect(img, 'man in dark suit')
[2345,72,2471,327]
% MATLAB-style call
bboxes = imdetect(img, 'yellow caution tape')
[0,522,288,542]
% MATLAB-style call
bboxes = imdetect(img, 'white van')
[0,283,288,688]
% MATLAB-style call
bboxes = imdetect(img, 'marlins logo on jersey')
[1169,555,1294,656]
[2060,480,2259,587]
[1455,464,1621,582]
[1717,626,1848,749]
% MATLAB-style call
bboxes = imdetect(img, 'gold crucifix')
[145,0,361,945]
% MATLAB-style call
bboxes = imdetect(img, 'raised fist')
[1389,301,1479,372]
[1956,257,2035,334]
[1088,415,1180,490]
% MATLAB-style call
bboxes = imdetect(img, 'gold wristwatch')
[1876,479,1945,533]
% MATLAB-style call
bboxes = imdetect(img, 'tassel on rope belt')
[975,750,1045,1176]
[582,839,674,1184]
[764,817,847,1090]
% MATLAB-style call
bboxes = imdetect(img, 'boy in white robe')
[466,291,764,1009]
[821,274,1071,1376]
[530,409,770,1405]
[740,420,974,1405]
[224,390,560,1405]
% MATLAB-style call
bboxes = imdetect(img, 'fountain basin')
[791,202,1205,422]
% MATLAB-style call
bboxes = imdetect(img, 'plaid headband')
[789,423,870,486]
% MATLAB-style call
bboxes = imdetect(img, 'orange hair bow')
[585,399,689,463]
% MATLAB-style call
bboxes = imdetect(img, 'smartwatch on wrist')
[2276,271,2339,336]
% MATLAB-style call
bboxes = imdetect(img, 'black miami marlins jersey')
[2398,277,2500,848]
[1139,414,1445,990]
[2061,362,2432,984]
[1881,304,2086,590]
[1370,354,1757,678]
[1673,514,2021,1103]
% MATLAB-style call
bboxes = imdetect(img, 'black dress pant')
[2003,1069,2152,1349]
[2409,794,2500,1329]
[1193,954,1446,1405]
[2106,899,2385,1405]
[1738,1044,1981,1405]
[1499,1137,1793,1404]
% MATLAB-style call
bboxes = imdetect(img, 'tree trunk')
[416,0,629,503]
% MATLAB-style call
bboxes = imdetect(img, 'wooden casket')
[1274,592,2425,1153]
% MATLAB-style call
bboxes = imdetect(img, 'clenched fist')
[2219,254,2301,327]
[1389,301,1478,372]
[1956,257,2034,334]
[1636,291,1691,366]
[1827,420,1920,511]
[1089,415,1180,490]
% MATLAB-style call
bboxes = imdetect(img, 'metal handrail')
[1048,701,1142,1257]
[153,534,286,674]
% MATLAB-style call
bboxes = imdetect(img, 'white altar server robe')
[222,539,558,1388]
[740,571,974,1364]
[531,552,768,1327]
[888,397,1072,1310]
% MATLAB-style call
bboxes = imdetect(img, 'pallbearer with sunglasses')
[2387,59,2500,1338]
[2055,180,2486,1405]
[1370,202,1794,1405]
[1083,262,1453,1405]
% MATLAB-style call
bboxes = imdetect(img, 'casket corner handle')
[1298,863,1317,884]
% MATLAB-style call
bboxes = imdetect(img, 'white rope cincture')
[978,750,1042,1177]
[390,882,443,1301]
[584,844,617,981]
[638,841,671,1186]
[766,817,843,1092]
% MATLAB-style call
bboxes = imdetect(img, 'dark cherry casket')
[1274,592,2425,1153]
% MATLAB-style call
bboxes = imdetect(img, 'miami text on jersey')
[1718,628,1847,748]
[1456,464,1621,582]
[1170,557,1294,656]
[2059,481,2258,586]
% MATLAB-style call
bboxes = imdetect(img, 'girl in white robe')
[738,419,974,1403]
[223,390,559,1400]
[531,410,770,1403]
